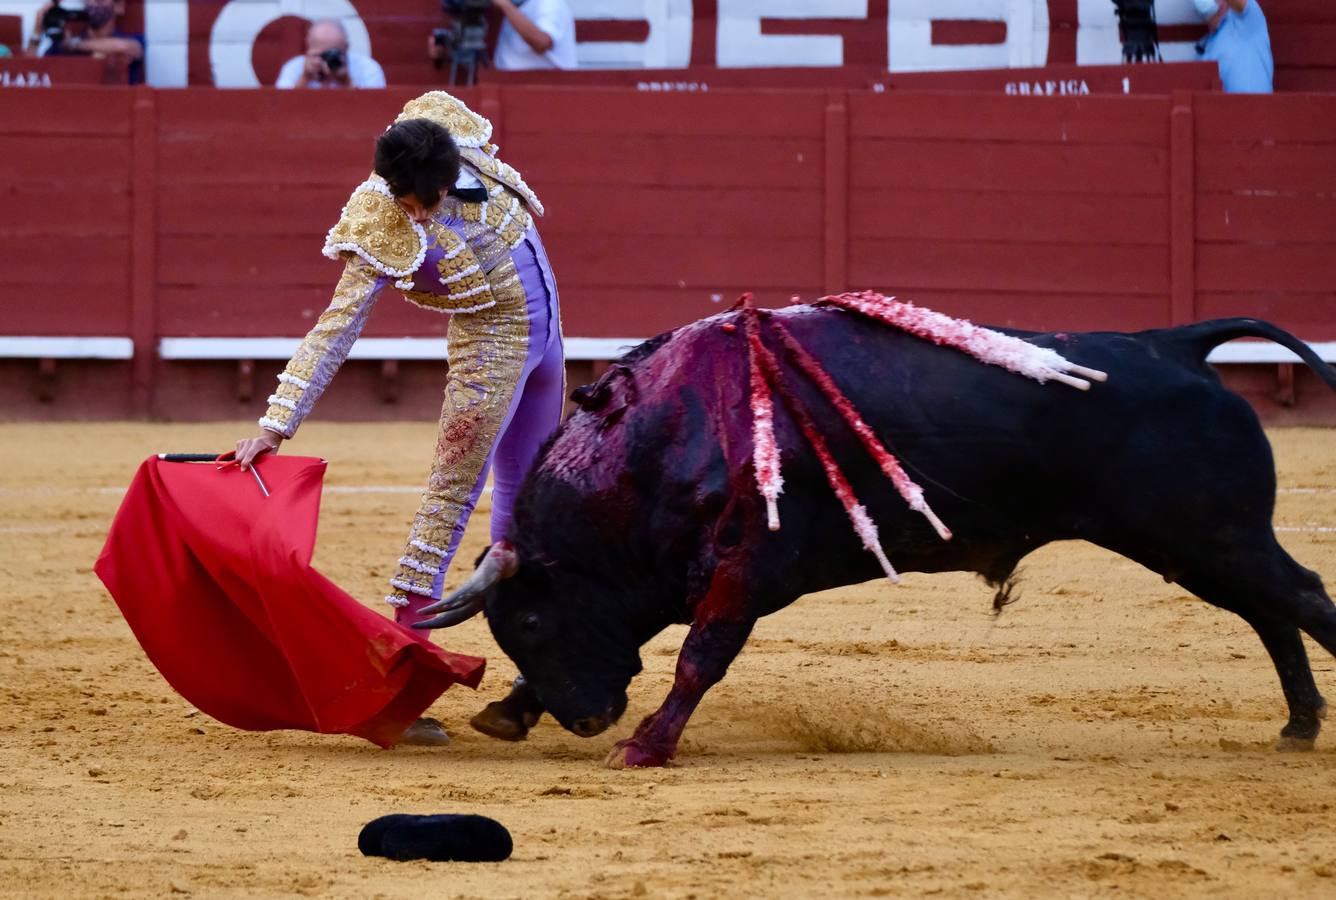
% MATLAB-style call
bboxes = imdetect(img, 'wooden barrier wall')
[2,86,1335,422]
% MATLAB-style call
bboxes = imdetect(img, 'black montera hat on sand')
[358,813,513,863]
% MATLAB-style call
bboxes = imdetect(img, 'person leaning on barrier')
[428,0,577,71]
[28,0,144,84]
[276,18,386,89]
[1195,0,1273,94]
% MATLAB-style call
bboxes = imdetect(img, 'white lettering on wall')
[10,0,1218,86]
[145,0,189,88]
[716,0,867,68]
[571,0,694,69]
[1004,78,1090,95]
[0,70,53,87]
[0,0,42,47]
[636,80,709,91]
[210,0,372,88]
[889,0,1049,73]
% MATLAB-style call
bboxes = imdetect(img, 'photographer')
[1195,0,1273,93]
[28,1,145,85]
[276,18,385,89]
[428,0,576,72]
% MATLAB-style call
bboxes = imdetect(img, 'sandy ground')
[2,421,1335,899]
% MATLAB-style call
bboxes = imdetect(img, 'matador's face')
[393,192,445,224]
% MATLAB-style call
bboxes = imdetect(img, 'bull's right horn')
[412,541,519,630]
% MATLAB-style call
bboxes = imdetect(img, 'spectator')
[28,1,144,85]
[429,0,576,71]
[276,18,385,89]
[1195,0,1273,94]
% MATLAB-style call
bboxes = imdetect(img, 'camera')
[442,0,491,15]
[42,1,90,42]
[434,0,492,86]
[1112,0,1161,63]
[320,47,346,73]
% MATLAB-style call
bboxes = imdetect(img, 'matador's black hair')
[373,118,461,208]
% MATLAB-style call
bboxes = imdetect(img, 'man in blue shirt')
[29,0,145,85]
[1196,0,1273,93]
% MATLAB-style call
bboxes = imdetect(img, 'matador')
[252,91,564,621]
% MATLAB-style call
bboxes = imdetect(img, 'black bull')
[420,309,1336,768]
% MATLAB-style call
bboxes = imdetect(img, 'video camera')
[432,0,491,86]
[42,1,90,42]
[1112,0,1162,63]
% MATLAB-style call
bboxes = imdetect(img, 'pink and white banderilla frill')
[734,291,1108,584]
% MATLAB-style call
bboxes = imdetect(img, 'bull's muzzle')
[568,694,628,738]
[571,716,610,737]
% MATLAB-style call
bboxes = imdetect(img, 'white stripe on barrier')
[1206,341,1336,364]
[5,336,1328,366]
[158,337,450,361]
[0,336,134,359]
[156,336,649,361]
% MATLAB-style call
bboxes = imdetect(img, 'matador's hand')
[235,430,284,470]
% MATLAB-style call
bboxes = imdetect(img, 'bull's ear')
[571,365,637,421]
[570,383,600,409]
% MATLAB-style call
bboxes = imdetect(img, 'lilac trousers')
[392,229,564,623]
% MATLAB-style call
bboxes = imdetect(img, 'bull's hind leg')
[1176,544,1334,750]
[1246,619,1327,751]
[605,565,758,769]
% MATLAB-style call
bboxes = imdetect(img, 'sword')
[159,452,271,498]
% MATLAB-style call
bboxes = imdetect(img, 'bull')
[417,304,1336,768]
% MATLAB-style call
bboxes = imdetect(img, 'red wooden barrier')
[1194,92,1336,337]
[845,91,1174,332]
[2,89,135,335]
[1,86,1334,423]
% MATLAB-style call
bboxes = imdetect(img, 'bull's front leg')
[606,562,756,768]
[605,616,754,768]
[470,676,545,741]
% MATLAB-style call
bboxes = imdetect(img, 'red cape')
[94,455,485,748]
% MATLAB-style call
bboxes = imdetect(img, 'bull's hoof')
[1275,735,1317,753]
[469,701,534,742]
[604,738,671,769]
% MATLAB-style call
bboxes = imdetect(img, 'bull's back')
[540,310,1276,601]
[630,310,1274,596]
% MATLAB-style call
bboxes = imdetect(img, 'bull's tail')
[1156,318,1336,392]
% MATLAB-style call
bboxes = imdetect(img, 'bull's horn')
[412,541,519,630]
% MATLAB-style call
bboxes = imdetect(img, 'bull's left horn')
[412,541,519,630]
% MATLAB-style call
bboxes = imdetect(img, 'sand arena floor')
[2,422,1335,899]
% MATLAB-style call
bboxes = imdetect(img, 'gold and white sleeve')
[258,256,388,438]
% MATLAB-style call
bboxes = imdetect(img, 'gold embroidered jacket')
[258,91,543,439]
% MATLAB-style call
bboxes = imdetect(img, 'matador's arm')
[258,256,389,438]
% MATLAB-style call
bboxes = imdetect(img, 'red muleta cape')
[94,455,485,748]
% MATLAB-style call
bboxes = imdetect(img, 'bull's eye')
[520,612,541,635]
